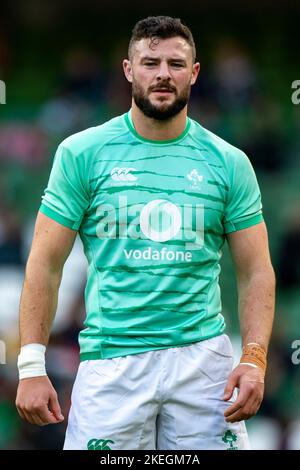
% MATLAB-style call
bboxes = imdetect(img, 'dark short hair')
[128,16,196,63]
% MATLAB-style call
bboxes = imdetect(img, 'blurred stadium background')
[0,0,300,450]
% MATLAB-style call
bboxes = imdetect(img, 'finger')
[255,394,263,409]
[224,385,252,417]
[224,395,247,417]
[225,408,251,423]
[35,405,60,425]
[30,413,46,426]
[225,403,255,423]
[22,409,41,425]
[17,408,27,421]
[225,392,262,423]
[248,396,263,416]
[21,401,57,426]
[238,388,263,415]
[49,394,64,422]
[225,395,262,422]
[223,374,238,401]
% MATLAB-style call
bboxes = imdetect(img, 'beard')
[132,80,191,121]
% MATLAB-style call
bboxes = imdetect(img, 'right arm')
[16,211,77,426]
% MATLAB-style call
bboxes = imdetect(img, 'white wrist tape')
[239,362,258,369]
[17,343,47,380]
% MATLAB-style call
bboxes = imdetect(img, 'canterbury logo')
[87,438,115,450]
[111,167,138,182]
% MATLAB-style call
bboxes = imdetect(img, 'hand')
[16,375,64,426]
[223,364,265,423]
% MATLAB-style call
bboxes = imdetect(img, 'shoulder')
[188,118,249,169]
[58,113,129,157]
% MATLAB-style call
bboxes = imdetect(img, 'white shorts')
[64,334,250,450]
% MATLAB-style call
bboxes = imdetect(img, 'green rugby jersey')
[40,110,263,360]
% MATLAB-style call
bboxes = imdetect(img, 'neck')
[131,101,188,141]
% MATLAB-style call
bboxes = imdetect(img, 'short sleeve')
[39,144,89,230]
[223,150,263,234]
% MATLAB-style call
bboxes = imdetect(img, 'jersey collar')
[125,109,191,145]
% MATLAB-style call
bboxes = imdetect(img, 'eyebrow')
[140,56,187,63]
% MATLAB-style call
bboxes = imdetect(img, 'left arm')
[223,221,276,423]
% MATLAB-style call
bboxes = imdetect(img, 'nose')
[156,62,171,81]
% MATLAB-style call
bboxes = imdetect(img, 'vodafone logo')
[110,167,138,182]
[140,199,182,242]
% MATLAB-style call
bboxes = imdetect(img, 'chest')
[85,145,228,246]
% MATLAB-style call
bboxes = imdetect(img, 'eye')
[144,62,157,67]
[171,63,184,68]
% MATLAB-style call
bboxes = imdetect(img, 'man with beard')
[16,16,275,450]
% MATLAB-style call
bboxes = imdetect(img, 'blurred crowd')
[0,23,300,449]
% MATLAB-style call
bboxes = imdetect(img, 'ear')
[123,59,133,83]
[191,62,200,85]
